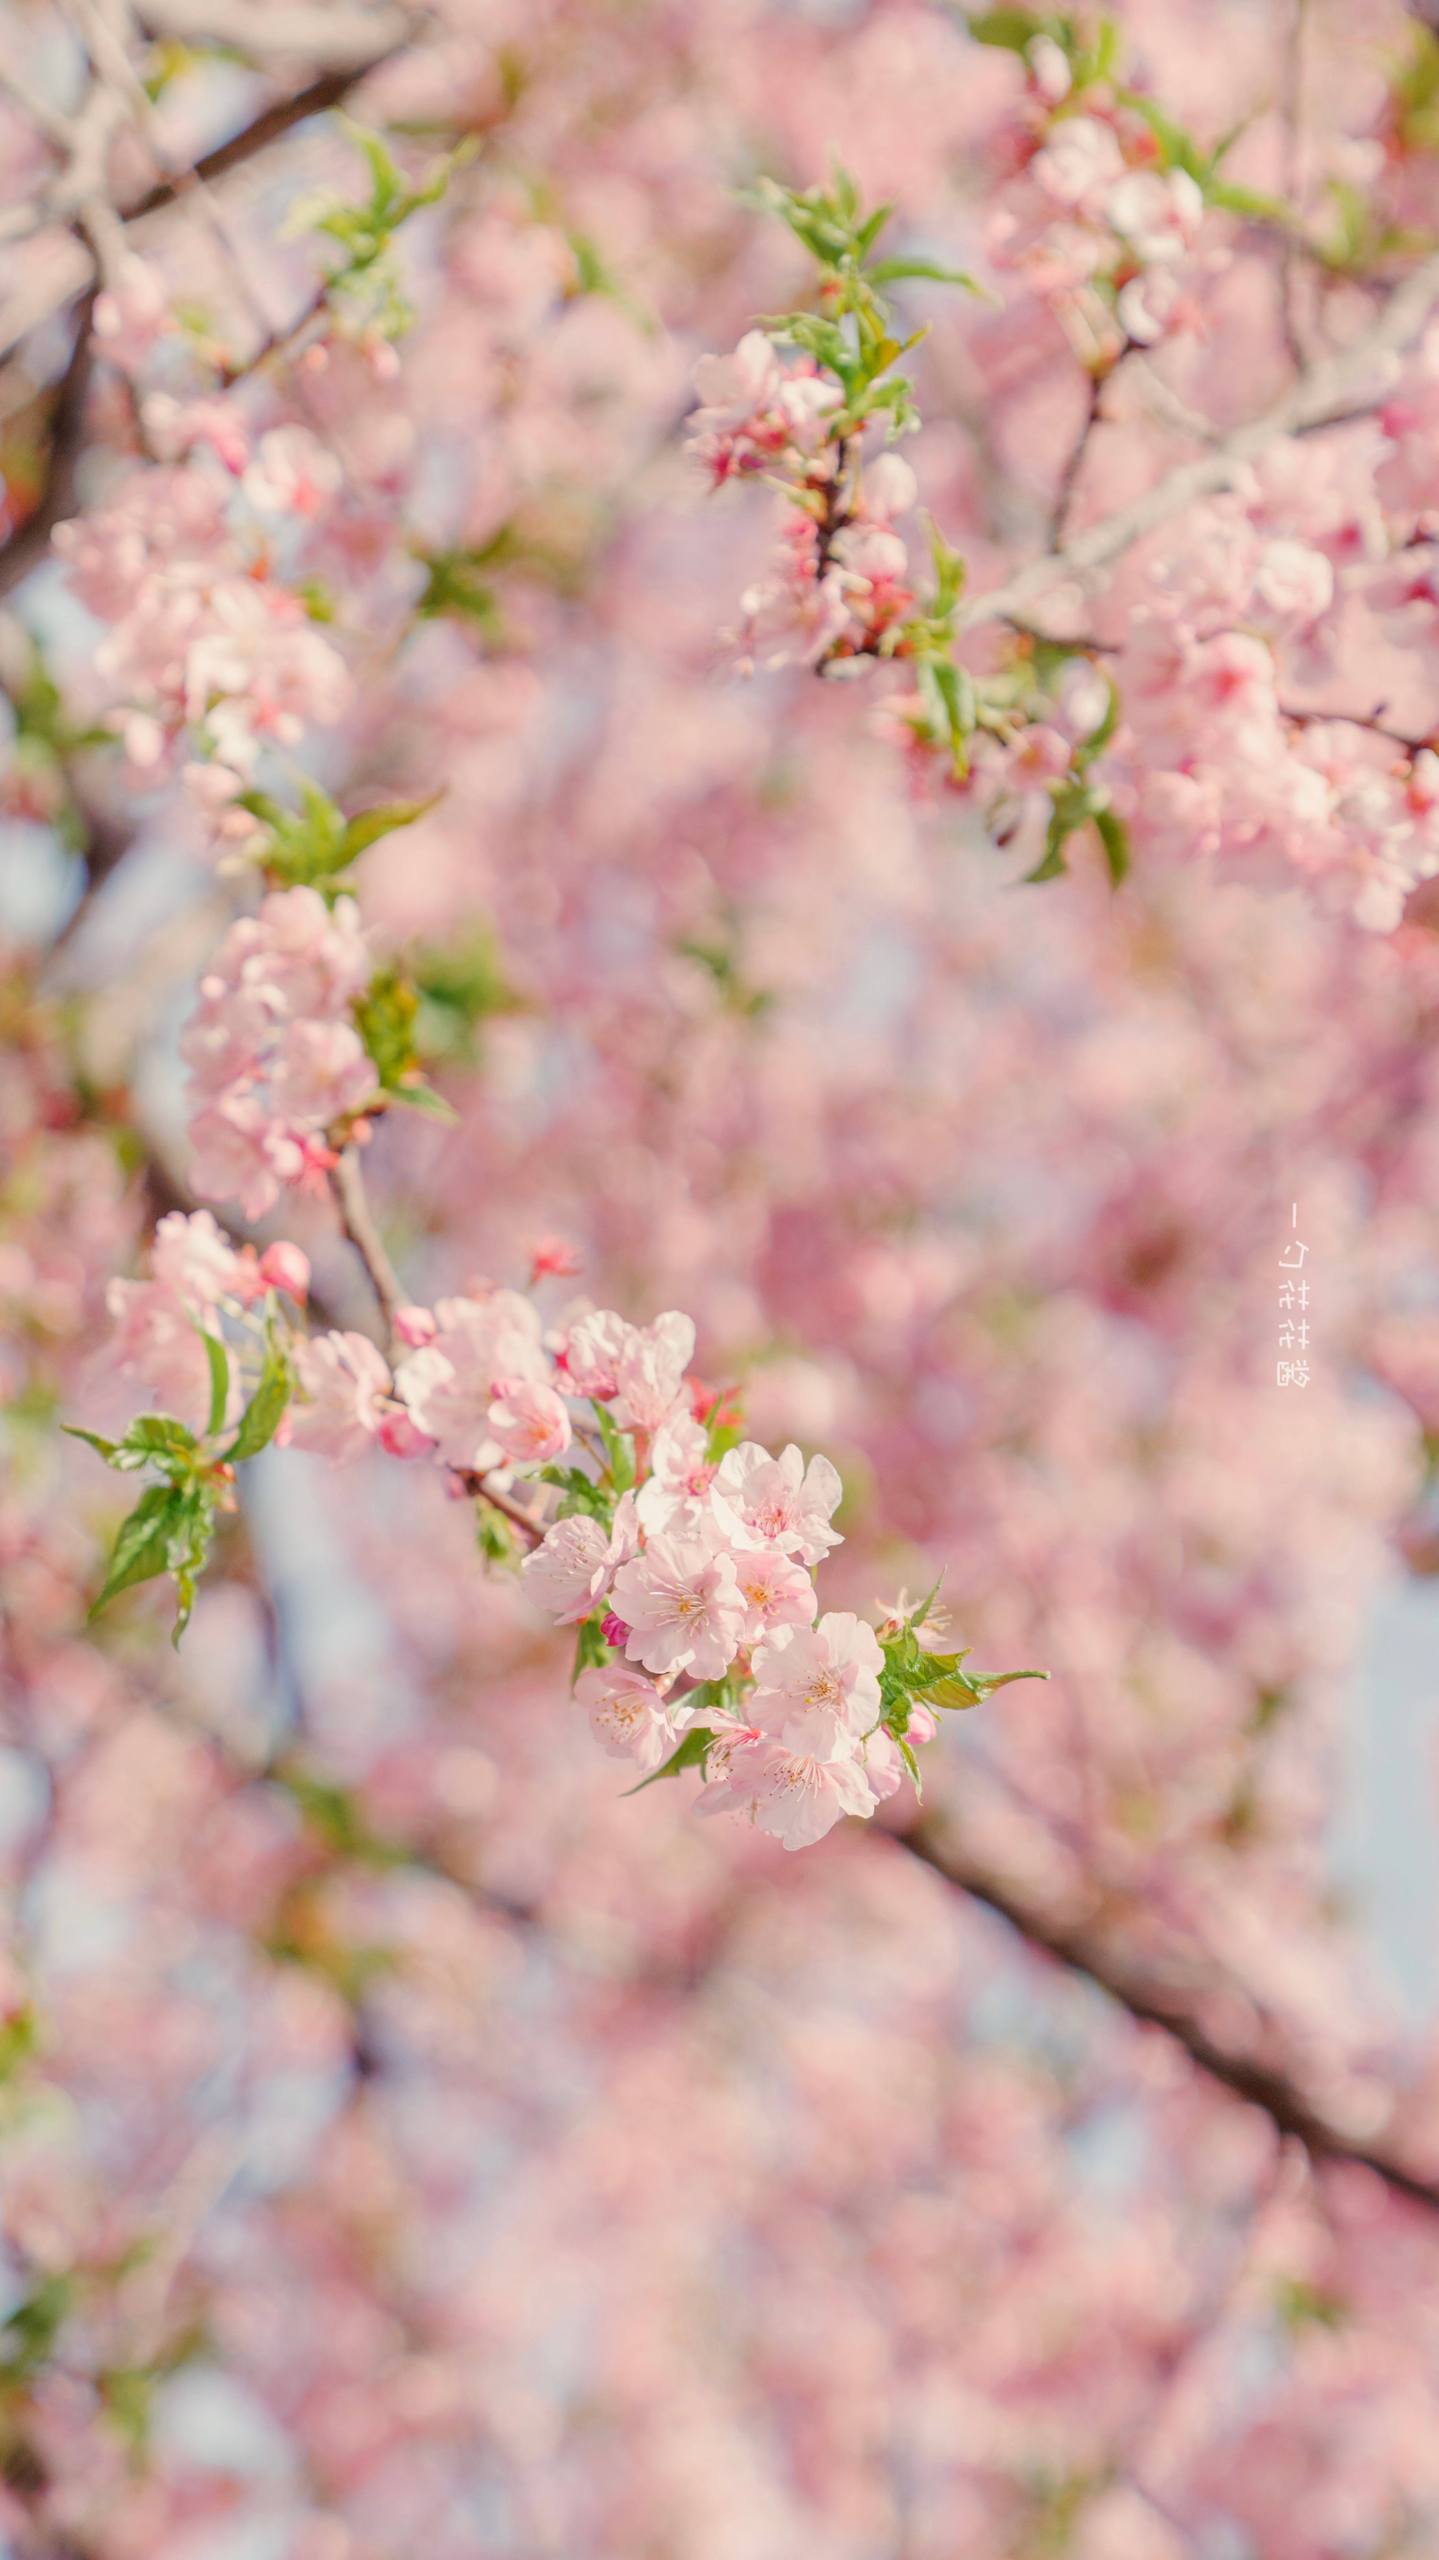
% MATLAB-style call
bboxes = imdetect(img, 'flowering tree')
[7,0,1439,2550]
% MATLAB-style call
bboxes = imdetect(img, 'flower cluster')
[106,1209,309,1436]
[86,1231,1036,1839]
[54,426,347,841]
[182,887,376,1218]
[989,106,1208,354]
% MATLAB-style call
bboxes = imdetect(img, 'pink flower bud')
[601,1612,630,1648]
[530,1235,583,1282]
[394,1303,438,1348]
[378,1410,435,1460]
[258,1242,310,1301]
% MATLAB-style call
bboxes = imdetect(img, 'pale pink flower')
[287,1331,391,1463]
[574,1665,677,1772]
[270,1018,376,1127]
[105,1278,217,1432]
[487,1376,573,1467]
[713,1440,843,1562]
[256,1242,310,1302]
[634,1411,715,1533]
[1032,116,1124,213]
[188,1097,300,1223]
[690,330,784,436]
[522,1513,613,1622]
[557,1307,632,1399]
[728,1544,817,1647]
[750,1611,883,1738]
[701,1710,878,1849]
[1104,168,1203,263]
[241,426,342,519]
[1250,539,1335,630]
[610,1531,745,1679]
[92,256,170,373]
[148,1209,249,1314]
[612,1310,696,1431]
[394,1292,547,1470]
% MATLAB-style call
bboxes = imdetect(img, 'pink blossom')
[610,1530,746,1679]
[105,1278,217,1433]
[241,426,343,519]
[148,1209,250,1314]
[574,1664,678,1771]
[612,1309,696,1431]
[749,1611,883,1739]
[728,1544,818,1647]
[521,1513,613,1623]
[713,1440,843,1562]
[256,1242,310,1302]
[634,1411,715,1533]
[557,1307,632,1399]
[91,255,170,374]
[700,1710,879,1849]
[394,1291,548,1469]
[487,1375,573,1467]
[187,1096,300,1222]
[286,1331,391,1463]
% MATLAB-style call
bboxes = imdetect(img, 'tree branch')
[329,1145,407,1348]
[135,0,413,69]
[966,246,1439,634]
[897,1816,1439,2216]
[0,290,97,604]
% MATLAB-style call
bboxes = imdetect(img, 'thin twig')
[1047,365,1106,550]
[898,1818,1439,2215]
[965,245,1439,634]
[0,289,98,604]
[329,1145,407,1347]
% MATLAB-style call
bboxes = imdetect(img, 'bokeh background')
[7,0,1439,2552]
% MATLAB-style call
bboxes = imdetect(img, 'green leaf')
[894,1732,924,1797]
[1,2274,73,2379]
[1024,804,1074,883]
[167,1482,217,1643]
[1074,673,1120,766]
[384,1078,460,1124]
[354,966,421,1092]
[572,1616,612,1680]
[338,791,444,863]
[623,1726,714,1795]
[63,1423,120,1463]
[1116,89,1207,181]
[1205,179,1289,224]
[965,1666,1049,1697]
[1093,806,1131,887]
[116,1413,200,1475]
[541,1467,614,1524]
[201,1329,229,1438]
[224,1331,291,1464]
[89,1485,186,1622]
[967,7,1049,51]
[593,1402,637,1492]
[867,255,979,292]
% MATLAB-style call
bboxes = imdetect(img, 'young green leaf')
[224,1333,291,1464]
[89,1484,188,1621]
[201,1329,230,1438]
[623,1726,715,1795]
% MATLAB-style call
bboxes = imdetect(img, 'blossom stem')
[329,1147,406,1351]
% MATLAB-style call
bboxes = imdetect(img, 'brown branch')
[328,1144,407,1347]
[1047,364,1107,551]
[966,245,1439,634]
[897,1817,1439,2215]
[0,289,97,603]
[1279,699,1434,754]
